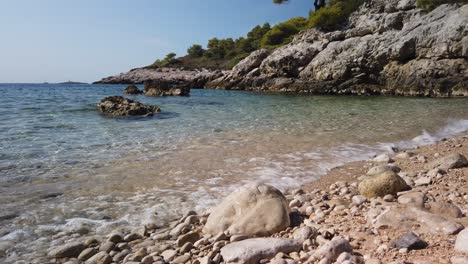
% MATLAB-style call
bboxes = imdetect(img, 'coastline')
[44,129,468,264]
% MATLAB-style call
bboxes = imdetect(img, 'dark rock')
[144,80,190,96]
[391,232,428,250]
[96,96,160,117]
[124,85,143,95]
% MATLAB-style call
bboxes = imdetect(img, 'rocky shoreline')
[46,132,468,264]
[95,0,468,97]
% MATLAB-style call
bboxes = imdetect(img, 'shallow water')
[0,83,468,262]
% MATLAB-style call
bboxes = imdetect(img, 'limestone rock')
[455,228,468,253]
[397,192,426,208]
[96,96,160,117]
[48,242,86,258]
[203,183,290,236]
[358,171,410,198]
[428,202,463,218]
[220,238,301,264]
[124,85,143,95]
[367,164,401,176]
[429,153,468,170]
[144,80,190,96]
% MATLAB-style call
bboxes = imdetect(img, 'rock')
[451,256,468,264]
[369,205,464,235]
[176,232,201,247]
[414,177,431,186]
[85,251,112,264]
[358,171,410,198]
[48,242,86,258]
[312,237,353,263]
[203,183,290,236]
[161,249,177,262]
[428,202,463,218]
[292,226,318,242]
[372,154,392,163]
[99,241,115,252]
[352,195,368,206]
[96,96,160,117]
[390,232,427,250]
[231,49,270,77]
[220,238,301,264]
[367,165,401,176]
[144,80,190,96]
[397,192,426,208]
[78,248,98,261]
[124,85,143,94]
[455,228,468,253]
[430,153,468,170]
[107,233,123,244]
[172,254,191,263]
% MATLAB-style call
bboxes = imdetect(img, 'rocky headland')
[95,0,468,97]
[46,133,468,264]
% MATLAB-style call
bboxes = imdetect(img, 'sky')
[0,0,311,83]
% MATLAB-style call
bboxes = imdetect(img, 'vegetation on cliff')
[148,0,365,70]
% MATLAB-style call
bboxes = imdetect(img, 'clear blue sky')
[0,0,311,83]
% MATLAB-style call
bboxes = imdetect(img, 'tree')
[187,44,204,57]
[273,0,327,11]
[165,52,177,61]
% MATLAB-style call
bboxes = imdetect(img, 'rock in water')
[220,238,301,264]
[96,96,160,117]
[203,183,290,236]
[455,228,468,253]
[390,232,427,250]
[429,153,468,170]
[358,171,410,198]
[144,80,190,96]
[124,85,143,94]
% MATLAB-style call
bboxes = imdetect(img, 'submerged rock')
[144,80,190,96]
[96,96,160,117]
[124,85,143,95]
[220,238,301,264]
[203,183,290,236]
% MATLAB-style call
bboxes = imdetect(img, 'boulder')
[390,232,427,250]
[429,153,468,171]
[203,183,290,236]
[124,85,143,94]
[358,171,410,198]
[144,80,190,96]
[220,238,301,264]
[96,96,160,117]
[48,242,86,258]
[428,202,463,218]
[455,228,468,253]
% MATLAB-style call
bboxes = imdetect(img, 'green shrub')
[260,17,308,48]
[417,0,468,10]
[308,0,365,31]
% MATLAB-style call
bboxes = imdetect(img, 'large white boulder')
[203,183,290,236]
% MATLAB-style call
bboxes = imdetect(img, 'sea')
[1,83,468,262]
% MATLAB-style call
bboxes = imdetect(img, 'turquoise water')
[0,83,468,262]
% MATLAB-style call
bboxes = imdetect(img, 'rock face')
[220,238,302,264]
[143,80,190,96]
[203,183,290,236]
[124,85,143,95]
[205,1,468,96]
[358,171,410,198]
[96,96,160,117]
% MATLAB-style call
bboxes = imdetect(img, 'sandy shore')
[46,132,468,264]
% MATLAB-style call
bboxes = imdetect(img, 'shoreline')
[44,130,468,264]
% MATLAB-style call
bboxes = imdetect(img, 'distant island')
[58,81,88,85]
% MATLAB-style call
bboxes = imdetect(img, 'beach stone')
[430,153,468,170]
[99,241,115,252]
[85,251,112,264]
[161,249,177,262]
[230,235,250,242]
[172,254,191,263]
[390,232,427,250]
[107,233,123,243]
[373,154,392,163]
[352,195,368,206]
[369,205,464,235]
[96,96,160,117]
[48,242,86,258]
[455,228,468,253]
[367,164,400,176]
[397,192,426,208]
[180,242,194,254]
[203,183,290,236]
[312,237,352,263]
[124,232,142,242]
[220,238,301,264]
[414,177,431,186]
[176,231,201,247]
[293,226,318,242]
[124,85,143,95]
[428,202,463,218]
[112,249,130,262]
[358,172,410,198]
[451,256,468,264]
[395,152,411,159]
[170,222,189,237]
[78,248,98,261]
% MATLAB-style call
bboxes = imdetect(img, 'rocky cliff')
[96,0,468,96]
[207,0,468,96]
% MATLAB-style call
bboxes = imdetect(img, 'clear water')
[1,83,468,262]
